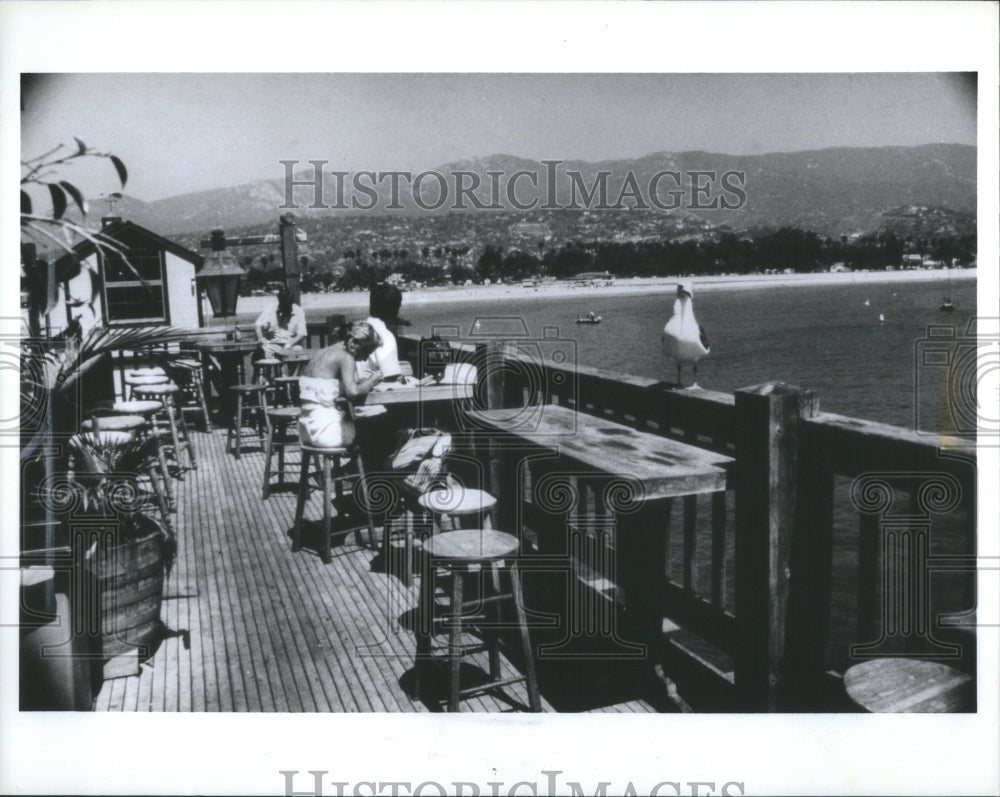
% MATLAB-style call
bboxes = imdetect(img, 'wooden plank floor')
[93,429,660,713]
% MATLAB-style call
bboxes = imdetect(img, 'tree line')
[239,226,976,294]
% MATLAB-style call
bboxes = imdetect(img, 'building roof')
[54,218,204,280]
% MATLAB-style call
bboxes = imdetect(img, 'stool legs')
[321,452,334,564]
[227,391,245,458]
[292,451,311,554]
[448,572,464,713]
[227,389,270,459]
[191,369,213,432]
[511,562,541,711]
[416,557,540,712]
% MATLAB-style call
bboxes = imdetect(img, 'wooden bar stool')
[252,357,284,404]
[415,529,540,712]
[106,399,174,509]
[418,487,497,532]
[280,351,312,376]
[844,658,975,713]
[170,358,213,432]
[273,376,300,407]
[124,370,169,400]
[226,384,271,459]
[132,382,197,472]
[261,407,301,499]
[292,442,377,563]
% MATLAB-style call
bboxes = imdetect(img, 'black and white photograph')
[3,2,998,795]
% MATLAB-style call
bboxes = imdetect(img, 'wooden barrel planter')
[84,515,167,662]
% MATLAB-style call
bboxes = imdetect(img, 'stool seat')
[255,357,283,366]
[81,414,146,432]
[125,367,166,378]
[111,400,163,415]
[300,442,355,455]
[268,406,301,422]
[125,374,170,386]
[844,657,975,713]
[133,382,180,396]
[419,489,497,518]
[422,528,518,563]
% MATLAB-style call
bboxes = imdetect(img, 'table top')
[844,657,975,712]
[364,381,473,406]
[197,340,258,354]
[467,404,732,499]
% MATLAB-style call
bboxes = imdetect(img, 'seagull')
[662,280,710,388]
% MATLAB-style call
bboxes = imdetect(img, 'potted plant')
[66,430,177,670]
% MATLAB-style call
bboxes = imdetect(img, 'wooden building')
[54,217,206,334]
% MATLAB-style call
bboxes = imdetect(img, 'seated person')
[254,288,306,360]
[298,321,383,449]
[358,282,403,382]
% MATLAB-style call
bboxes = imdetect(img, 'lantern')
[195,229,245,319]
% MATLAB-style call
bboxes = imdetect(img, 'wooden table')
[466,404,732,679]
[364,381,473,407]
[196,340,258,420]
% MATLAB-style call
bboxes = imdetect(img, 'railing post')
[477,341,507,503]
[733,382,817,711]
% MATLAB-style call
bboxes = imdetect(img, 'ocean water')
[399,278,979,429]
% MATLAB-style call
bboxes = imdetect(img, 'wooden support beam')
[733,382,817,711]
[279,213,301,304]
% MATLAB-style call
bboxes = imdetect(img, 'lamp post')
[196,228,246,337]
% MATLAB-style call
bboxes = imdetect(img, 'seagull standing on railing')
[662,280,710,388]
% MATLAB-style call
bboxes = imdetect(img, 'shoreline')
[236,267,977,317]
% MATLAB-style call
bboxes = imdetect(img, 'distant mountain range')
[78,143,975,238]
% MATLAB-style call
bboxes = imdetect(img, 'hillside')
[63,144,976,239]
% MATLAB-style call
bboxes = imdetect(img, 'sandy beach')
[237,267,977,317]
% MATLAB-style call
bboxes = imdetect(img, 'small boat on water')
[940,266,956,311]
[576,312,602,324]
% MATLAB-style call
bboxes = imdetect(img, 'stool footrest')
[457,675,530,699]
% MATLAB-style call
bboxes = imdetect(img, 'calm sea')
[399,277,978,429]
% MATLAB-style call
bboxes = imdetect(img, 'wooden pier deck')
[93,428,661,713]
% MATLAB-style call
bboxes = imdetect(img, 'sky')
[21,72,977,203]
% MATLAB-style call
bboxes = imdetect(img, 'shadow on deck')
[93,429,669,713]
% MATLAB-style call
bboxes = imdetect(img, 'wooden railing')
[396,333,978,711]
